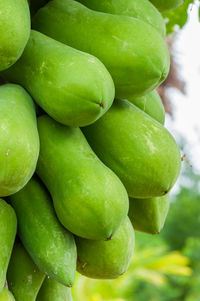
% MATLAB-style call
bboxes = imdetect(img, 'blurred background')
[71,1,200,300]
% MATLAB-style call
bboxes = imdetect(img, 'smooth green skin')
[9,177,77,287]
[76,217,135,279]
[33,0,170,99]
[77,0,166,38]
[127,90,165,125]
[36,115,129,240]
[0,199,17,294]
[0,0,30,71]
[150,0,184,12]
[129,194,170,234]
[0,288,15,301]
[83,99,181,199]
[0,84,39,197]
[7,242,45,301]
[2,30,114,127]
[37,278,73,301]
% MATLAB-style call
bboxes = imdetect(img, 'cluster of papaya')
[0,0,183,300]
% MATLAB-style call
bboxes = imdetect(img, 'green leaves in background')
[163,0,195,34]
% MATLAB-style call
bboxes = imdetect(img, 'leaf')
[146,251,192,276]
[163,0,195,34]
[132,268,167,285]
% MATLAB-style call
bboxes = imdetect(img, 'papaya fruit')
[127,90,165,124]
[32,0,170,98]
[129,194,170,234]
[0,199,17,293]
[9,177,77,287]
[77,0,166,38]
[83,99,181,198]
[36,115,129,240]
[2,30,114,127]
[76,217,135,279]
[0,0,30,71]
[7,242,45,301]
[0,84,39,197]
[150,0,184,12]
[37,277,73,301]
[0,288,15,301]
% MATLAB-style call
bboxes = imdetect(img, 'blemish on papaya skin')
[67,284,72,288]
[99,103,104,108]
[6,149,10,156]
[82,262,88,270]
[5,281,8,289]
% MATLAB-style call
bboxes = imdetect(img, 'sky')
[165,0,200,175]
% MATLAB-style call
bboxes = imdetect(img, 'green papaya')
[77,0,166,38]
[127,90,165,124]
[0,199,17,293]
[76,217,135,279]
[32,0,170,99]
[7,242,45,301]
[0,84,39,197]
[36,115,129,240]
[2,30,114,127]
[150,0,184,12]
[129,194,170,234]
[36,278,73,301]
[9,177,77,287]
[0,288,15,301]
[0,0,30,71]
[83,99,181,198]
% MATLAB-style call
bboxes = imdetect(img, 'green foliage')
[163,0,194,34]
[183,237,200,262]
[162,163,200,250]
[182,238,200,300]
